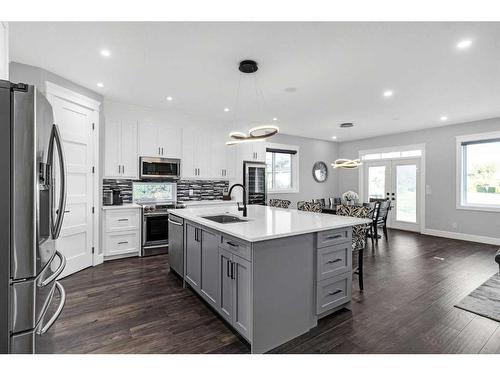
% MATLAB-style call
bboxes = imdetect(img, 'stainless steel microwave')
[139,157,181,180]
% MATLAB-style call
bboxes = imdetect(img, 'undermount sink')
[201,214,248,224]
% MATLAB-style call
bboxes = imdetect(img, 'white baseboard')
[421,228,500,246]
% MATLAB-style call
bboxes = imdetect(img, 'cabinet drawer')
[317,228,351,248]
[316,273,351,314]
[317,243,352,281]
[220,236,251,261]
[105,209,140,232]
[104,231,140,257]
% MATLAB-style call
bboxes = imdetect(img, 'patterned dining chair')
[297,201,322,213]
[336,204,370,291]
[269,198,291,208]
[312,198,326,208]
[328,197,341,207]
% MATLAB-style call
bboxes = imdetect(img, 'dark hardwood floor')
[39,230,500,354]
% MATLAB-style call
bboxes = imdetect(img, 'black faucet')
[228,183,247,217]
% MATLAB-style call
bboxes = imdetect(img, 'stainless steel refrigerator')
[0,80,67,354]
[243,161,267,205]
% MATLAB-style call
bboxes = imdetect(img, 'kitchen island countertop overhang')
[167,204,371,242]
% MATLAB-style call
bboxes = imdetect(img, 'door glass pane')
[396,164,417,223]
[368,166,385,199]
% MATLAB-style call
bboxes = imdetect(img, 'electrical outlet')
[189,189,194,197]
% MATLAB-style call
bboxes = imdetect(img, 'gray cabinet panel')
[233,255,252,341]
[218,247,233,323]
[317,228,351,248]
[316,272,351,314]
[185,223,201,289]
[317,243,352,281]
[200,230,219,307]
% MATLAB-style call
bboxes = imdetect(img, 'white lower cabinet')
[184,223,252,342]
[102,208,141,259]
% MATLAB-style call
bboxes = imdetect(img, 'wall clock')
[312,161,328,183]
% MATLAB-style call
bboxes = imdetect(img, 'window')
[457,132,500,211]
[361,149,422,161]
[266,144,299,193]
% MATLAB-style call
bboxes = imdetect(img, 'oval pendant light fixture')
[226,60,279,145]
[332,123,363,169]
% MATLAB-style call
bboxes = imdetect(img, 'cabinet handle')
[325,234,342,240]
[118,241,129,245]
[328,289,342,296]
[161,147,164,155]
[327,258,342,264]
[230,261,235,279]
[226,241,238,248]
[122,165,125,174]
[117,218,129,222]
[227,259,231,278]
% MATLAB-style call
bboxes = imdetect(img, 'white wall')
[267,133,339,208]
[337,117,500,242]
[0,23,9,80]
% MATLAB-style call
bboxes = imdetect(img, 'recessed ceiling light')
[284,87,297,93]
[440,115,448,121]
[100,49,111,57]
[166,96,173,101]
[224,108,230,112]
[383,90,393,97]
[456,39,473,50]
[272,117,278,121]
[96,82,104,88]
[331,136,337,140]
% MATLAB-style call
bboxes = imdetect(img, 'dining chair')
[335,204,370,291]
[312,198,326,207]
[371,199,390,241]
[269,198,291,208]
[297,201,322,213]
[328,197,341,207]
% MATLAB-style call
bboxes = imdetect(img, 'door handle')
[38,251,66,287]
[168,218,183,226]
[48,124,67,240]
[37,282,66,335]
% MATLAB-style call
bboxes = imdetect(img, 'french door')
[363,158,421,232]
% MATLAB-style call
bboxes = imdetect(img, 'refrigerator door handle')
[38,251,66,287]
[36,282,66,335]
[48,124,67,239]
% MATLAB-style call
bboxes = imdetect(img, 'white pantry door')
[48,90,97,277]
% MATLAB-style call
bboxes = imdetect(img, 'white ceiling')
[9,22,500,141]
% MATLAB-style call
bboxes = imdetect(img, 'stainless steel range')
[141,202,175,256]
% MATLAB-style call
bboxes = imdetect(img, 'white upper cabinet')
[138,122,182,158]
[238,141,266,163]
[104,117,138,179]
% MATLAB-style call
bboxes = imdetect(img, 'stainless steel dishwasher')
[168,214,184,277]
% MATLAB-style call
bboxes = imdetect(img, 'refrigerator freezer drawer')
[10,251,65,333]
[10,282,66,353]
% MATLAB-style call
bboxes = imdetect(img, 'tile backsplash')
[177,180,229,201]
[102,179,229,203]
[103,179,133,203]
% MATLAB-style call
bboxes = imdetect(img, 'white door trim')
[45,81,102,266]
[358,143,426,233]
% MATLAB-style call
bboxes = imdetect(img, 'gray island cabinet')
[168,205,369,353]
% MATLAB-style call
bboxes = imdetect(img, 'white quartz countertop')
[168,205,371,242]
[101,203,142,210]
[181,200,236,207]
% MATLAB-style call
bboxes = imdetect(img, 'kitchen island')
[167,204,370,353]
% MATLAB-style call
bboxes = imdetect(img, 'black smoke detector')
[239,60,258,73]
